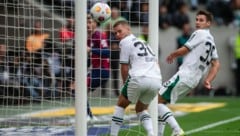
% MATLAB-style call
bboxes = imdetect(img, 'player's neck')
[125,32,132,38]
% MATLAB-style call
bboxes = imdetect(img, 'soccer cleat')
[87,115,92,122]
[171,129,185,136]
[87,115,98,122]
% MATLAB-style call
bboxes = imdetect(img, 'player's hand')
[166,55,174,64]
[204,80,212,90]
[87,47,91,53]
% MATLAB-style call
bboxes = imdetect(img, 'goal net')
[0,0,153,135]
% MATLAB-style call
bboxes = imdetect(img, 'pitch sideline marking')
[185,116,240,135]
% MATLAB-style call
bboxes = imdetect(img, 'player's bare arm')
[121,64,129,83]
[166,46,190,64]
[204,59,220,89]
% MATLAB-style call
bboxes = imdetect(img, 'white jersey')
[179,29,219,88]
[119,34,162,79]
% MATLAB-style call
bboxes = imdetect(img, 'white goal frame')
[148,0,159,135]
[75,0,87,136]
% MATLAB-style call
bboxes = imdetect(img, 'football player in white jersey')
[157,10,220,136]
[110,20,162,136]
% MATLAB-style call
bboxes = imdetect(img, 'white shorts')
[121,76,162,104]
[159,73,192,104]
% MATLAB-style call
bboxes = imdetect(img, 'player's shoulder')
[120,34,136,45]
[191,29,211,40]
[194,29,210,35]
[92,30,101,38]
[124,34,136,41]
[193,29,204,34]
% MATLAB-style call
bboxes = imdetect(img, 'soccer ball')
[90,2,111,23]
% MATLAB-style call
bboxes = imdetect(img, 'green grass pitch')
[117,96,240,136]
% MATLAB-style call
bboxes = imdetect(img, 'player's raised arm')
[166,46,190,64]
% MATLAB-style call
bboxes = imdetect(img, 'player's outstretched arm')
[166,46,190,64]
[204,59,220,89]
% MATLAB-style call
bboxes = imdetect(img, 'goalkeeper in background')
[110,20,162,136]
[157,10,220,136]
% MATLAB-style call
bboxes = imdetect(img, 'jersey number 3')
[200,41,215,65]
[134,41,155,57]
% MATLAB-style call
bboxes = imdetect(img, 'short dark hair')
[197,10,213,22]
[87,13,99,26]
[113,20,129,28]
[87,14,93,20]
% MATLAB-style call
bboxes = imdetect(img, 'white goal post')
[75,0,87,135]
[148,0,160,135]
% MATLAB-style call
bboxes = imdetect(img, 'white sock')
[158,118,166,136]
[110,106,124,136]
[158,104,181,134]
[138,110,154,136]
